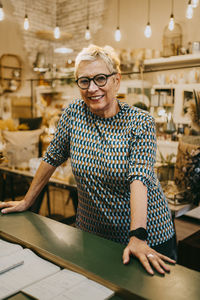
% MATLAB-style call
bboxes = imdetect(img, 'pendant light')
[54,25,60,39]
[114,0,121,42]
[191,0,199,7]
[23,0,29,30]
[186,0,193,19]
[168,0,175,31]
[144,0,152,38]
[0,1,5,21]
[85,0,91,40]
[54,1,60,39]
[24,14,29,30]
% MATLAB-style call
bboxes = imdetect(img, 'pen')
[0,260,24,275]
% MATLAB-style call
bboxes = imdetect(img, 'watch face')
[129,228,148,240]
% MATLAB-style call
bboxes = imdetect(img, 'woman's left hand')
[122,237,176,275]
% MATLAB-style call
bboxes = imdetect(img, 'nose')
[88,79,99,92]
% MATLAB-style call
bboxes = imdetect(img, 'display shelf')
[150,83,200,124]
[153,83,200,89]
[0,54,22,92]
[152,84,175,89]
[1,77,21,81]
[144,54,200,72]
[0,65,22,70]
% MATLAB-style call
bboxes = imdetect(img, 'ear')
[115,73,121,91]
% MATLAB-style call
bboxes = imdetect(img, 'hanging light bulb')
[54,1,60,39]
[85,25,91,40]
[186,0,193,19]
[85,1,91,40]
[0,2,5,21]
[168,0,175,31]
[114,26,121,42]
[168,14,175,31]
[191,0,199,8]
[144,0,152,38]
[24,14,29,30]
[144,22,152,38]
[114,0,121,42]
[54,25,60,39]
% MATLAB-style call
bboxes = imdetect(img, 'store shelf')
[153,83,200,89]
[1,65,22,70]
[144,54,200,72]
[153,83,200,124]
[0,54,22,92]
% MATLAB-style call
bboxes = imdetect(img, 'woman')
[0,45,176,275]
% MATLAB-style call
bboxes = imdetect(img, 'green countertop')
[0,211,200,300]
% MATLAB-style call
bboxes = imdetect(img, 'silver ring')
[147,254,154,258]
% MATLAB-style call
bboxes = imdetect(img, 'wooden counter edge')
[0,230,143,300]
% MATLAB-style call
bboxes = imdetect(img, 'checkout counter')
[0,211,200,300]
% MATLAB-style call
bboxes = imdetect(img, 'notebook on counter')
[0,239,114,300]
[23,269,114,300]
[183,205,200,221]
[0,239,60,300]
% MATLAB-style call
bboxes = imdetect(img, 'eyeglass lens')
[78,74,108,89]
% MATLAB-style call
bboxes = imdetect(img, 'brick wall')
[10,0,105,68]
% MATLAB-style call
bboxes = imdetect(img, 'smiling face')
[76,58,121,118]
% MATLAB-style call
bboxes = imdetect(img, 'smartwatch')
[129,227,148,241]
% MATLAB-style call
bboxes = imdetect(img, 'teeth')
[89,95,103,100]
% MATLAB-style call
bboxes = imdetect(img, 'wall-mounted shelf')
[0,54,22,92]
[144,54,200,72]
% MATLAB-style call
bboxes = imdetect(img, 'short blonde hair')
[74,44,121,79]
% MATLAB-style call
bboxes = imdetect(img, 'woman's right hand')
[0,199,29,214]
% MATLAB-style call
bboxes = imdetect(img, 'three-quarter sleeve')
[43,107,72,167]
[128,115,158,189]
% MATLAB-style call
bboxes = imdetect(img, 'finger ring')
[147,254,154,258]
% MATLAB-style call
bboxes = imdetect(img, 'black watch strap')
[129,227,148,240]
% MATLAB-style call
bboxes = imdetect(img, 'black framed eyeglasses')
[76,72,117,90]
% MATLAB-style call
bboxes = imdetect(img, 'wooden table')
[0,166,78,218]
[0,211,200,300]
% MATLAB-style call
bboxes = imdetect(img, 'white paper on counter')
[0,238,23,257]
[23,269,86,300]
[56,278,114,300]
[23,268,114,300]
[0,248,60,300]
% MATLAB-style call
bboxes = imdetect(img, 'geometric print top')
[43,99,175,247]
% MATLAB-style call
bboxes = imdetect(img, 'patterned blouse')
[43,99,175,247]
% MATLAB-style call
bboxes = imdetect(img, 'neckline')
[86,100,129,122]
